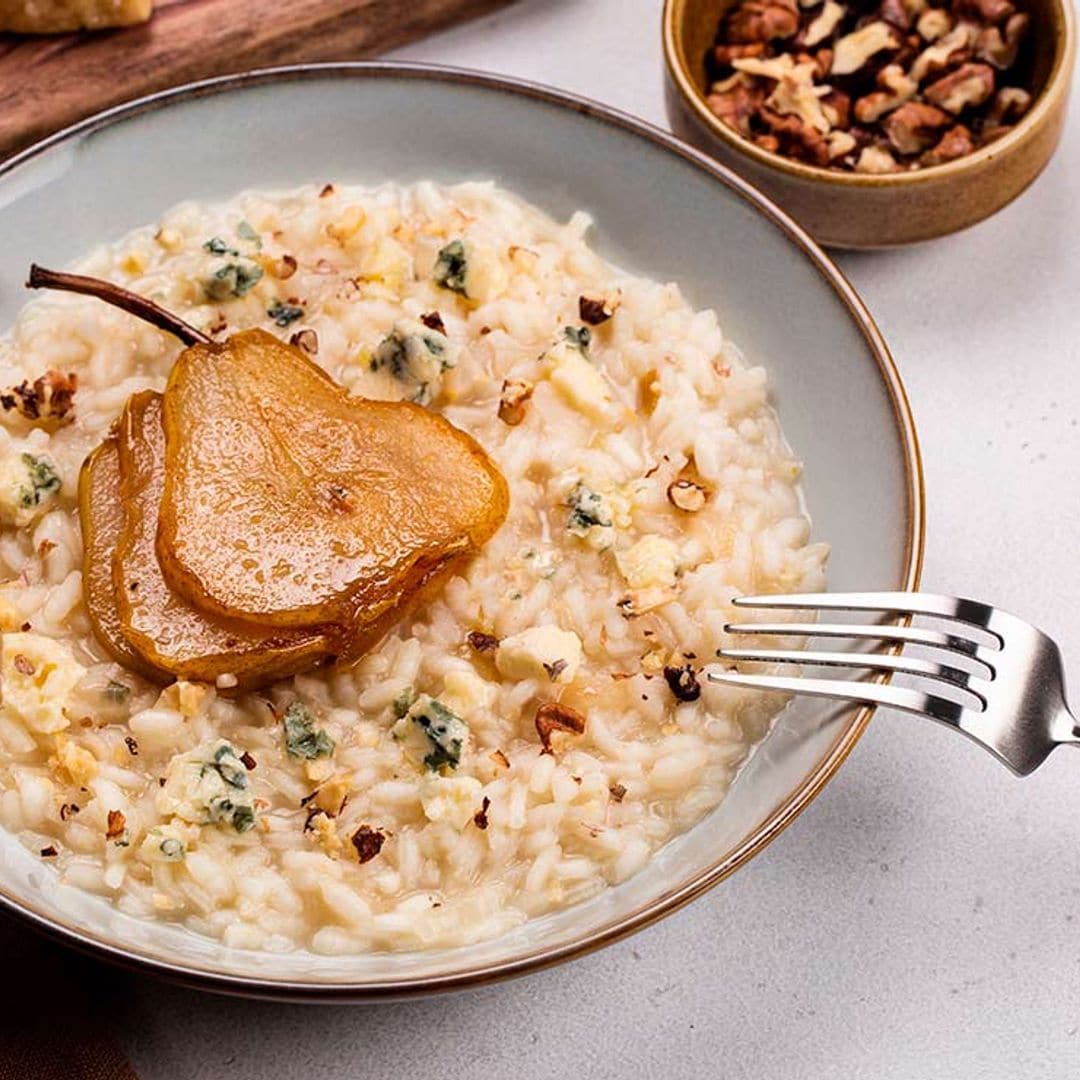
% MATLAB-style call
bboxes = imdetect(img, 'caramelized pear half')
[156,330,509,638]
[111,390,331,687]
[79,437,166,679]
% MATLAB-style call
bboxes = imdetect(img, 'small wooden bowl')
[663,0,1076,249]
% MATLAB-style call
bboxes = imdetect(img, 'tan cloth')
[0,0,152,34]
[0,918,139,1080]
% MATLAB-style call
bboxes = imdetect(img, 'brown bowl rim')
[662,0,1077,186]
[0,61,925,1001]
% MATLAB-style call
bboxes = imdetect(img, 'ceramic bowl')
[663,0,1076,249]
[0,63,923,1000]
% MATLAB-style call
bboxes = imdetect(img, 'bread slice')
[0,0,152,33]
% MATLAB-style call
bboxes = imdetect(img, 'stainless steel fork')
[709,592,1080,776]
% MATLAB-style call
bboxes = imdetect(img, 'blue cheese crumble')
[392,694,469,772]
[0,452,61,527]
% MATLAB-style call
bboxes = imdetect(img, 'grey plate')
[0,63,924,1000]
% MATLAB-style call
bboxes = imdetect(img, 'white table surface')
[7,2,1079,1076]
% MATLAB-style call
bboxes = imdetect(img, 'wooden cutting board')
[0,0,512,161]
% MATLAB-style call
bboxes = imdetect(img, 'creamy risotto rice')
[0,181,826,953]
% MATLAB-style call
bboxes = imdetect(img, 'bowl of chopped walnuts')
[663,0,1075,247]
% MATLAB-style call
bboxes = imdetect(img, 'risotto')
[0,180,826,953]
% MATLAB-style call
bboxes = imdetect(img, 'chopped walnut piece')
[732,54,833,132]
[704,0,1032,172]
[667,477,709,512]
[923,61,995,113]
[663,665,702,702]
[827,129,858,158]
[831,21,900,75]
[760,107,832,165]
[910,23,976,82]
[917,7,953,40]
[726,0,800,43]
[984,85,1032,125]
[609,782,627,803]
[920,123,976,164]
[855,144,902,172]
[707,75,768,136]
[820,89,851,128]
[811,47,834,79]
[266,253,297,280]
[289,328,319,355]
[351,825,385,863]
[468,630,500,653]
[0,370,78,426]
[420,311,447,334]
[535,701,586,754]
[490,749,511,770]
[974,12,1028,68]
[884,100,952,152]
[497,378,535,426]
[854,64,919,122]
[579,291,621,325]
[105,809,126,841]
[957,0,1015,21]
[713,42,768,67]
[800,0,845,46]
[880,0,914,29]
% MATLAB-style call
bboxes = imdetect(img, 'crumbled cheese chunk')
[440,669,496,719]
[52,734,98,786]
[1,632,85,735]
[391,695,470,772]
[357,235,411,293]
[306,810,344,856]
[0,452,61,528]
[420,775,484,830]
[326,204,367,243]
[495,625,583,685]
[370,318,458,405]
[566,481,615,550]
[462,241,508,303]
[616,536,680,590]
[138,822,192,864]
[540,341,615,421]
[313,774,353,817]
[156,740,257,833]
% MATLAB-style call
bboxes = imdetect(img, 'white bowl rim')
[0,61,925,1001]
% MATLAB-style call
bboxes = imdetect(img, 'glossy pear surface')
[111,391,331,687]
[79,437,165,679]
[156,330,509,634]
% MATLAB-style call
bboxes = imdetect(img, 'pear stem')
[26,265,211,347]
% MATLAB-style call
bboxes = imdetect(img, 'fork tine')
[715,647,987,701]
[733,592,1002,642]
[706,670,968,726]
[724,621,988,660]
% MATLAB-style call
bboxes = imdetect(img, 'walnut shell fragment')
[535,701,586,754]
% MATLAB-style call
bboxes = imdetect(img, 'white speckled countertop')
[5,2,1078,1075]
